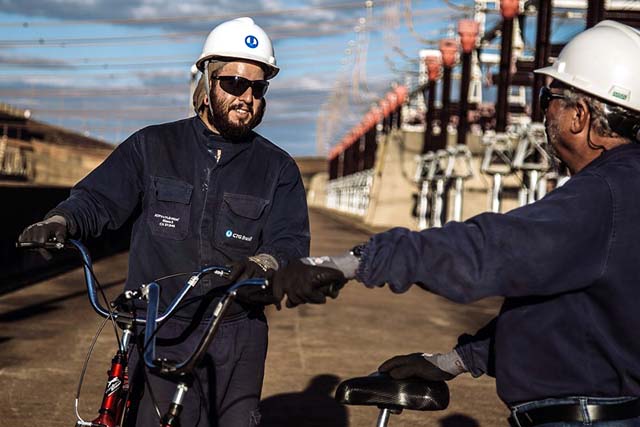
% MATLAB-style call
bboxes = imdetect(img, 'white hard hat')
[535,20,640,114]
[195,17,279,79]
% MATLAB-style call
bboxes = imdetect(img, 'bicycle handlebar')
[16,239,233,324]
[143,277,267,377]
[18,239,270,379]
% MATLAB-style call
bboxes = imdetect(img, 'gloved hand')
[18,215,69,260]
[228,254,280,306]
[378,350,468,382]
[271,258,348,308]
[18,215,68,244]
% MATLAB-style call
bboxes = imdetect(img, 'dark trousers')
[128,313,268,427]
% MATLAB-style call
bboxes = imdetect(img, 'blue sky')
[0,0,584,156]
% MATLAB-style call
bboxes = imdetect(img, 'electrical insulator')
[425,55,441,81]
[500,0,520,19]
[458,19,479,54]
[439,39,458,68]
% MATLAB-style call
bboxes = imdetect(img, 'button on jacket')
[49,116,310,316]
[357,143,640,405]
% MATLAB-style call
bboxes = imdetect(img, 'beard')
[543,118,562,172]
[208,95,265,141]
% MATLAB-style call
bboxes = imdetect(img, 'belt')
[508,398,640,427]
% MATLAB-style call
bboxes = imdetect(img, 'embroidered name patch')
[154,213,180,228]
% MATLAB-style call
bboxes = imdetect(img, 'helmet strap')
[203,60,216,119]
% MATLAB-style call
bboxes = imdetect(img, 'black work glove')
[18,215,68,260]
[271,258,348,308]
[378,351,467,382]
[228,257,279,307]
[18,215,68,244]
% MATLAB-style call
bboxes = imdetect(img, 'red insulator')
[352,124,364,141]
[385,92,398,112]
[458,19,479,54]
[370,106,384,123]
[394,85,409,105]
[363,112,375,131]
[425,55,441,81]
[500,0,519,19]
[439,39,458,68]
[379,99,392,116]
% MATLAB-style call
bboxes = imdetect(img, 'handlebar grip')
[15,241,69,250]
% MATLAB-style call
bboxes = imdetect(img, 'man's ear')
[204,94,209,106]
[570,98,590,134]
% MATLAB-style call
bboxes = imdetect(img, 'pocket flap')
[223,193,270,219]
[154,176,193,204]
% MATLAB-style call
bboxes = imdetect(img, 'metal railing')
[0,137,34,180]
[414,123,570,228]
[326,169,375,216]
[414,145,474,228]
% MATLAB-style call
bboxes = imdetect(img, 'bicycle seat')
[335,372,449,411]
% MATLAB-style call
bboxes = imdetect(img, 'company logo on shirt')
[225,229,253,242]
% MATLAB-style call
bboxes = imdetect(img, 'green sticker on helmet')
[610,86,630,102]
[612,91,628,101]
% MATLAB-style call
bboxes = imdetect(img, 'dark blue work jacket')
[50,116,310,317]
[357,143,640,405]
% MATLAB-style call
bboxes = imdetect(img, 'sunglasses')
[539,86,568,113]
[211,75,269,99]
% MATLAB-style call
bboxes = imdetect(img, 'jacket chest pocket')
[147,176,193,240]
[215,193,270,254]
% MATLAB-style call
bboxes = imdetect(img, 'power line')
[0,52,416,80]
[0,7,453,48]
[0,1,397,28]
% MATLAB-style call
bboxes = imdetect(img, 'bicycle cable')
[138,269,233,356]
[74,314,111,425]
[131,270,222,421]
[151,271,195,283]
[135,339,163,419]
[78,255,123,350]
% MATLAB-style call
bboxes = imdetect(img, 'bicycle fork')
[78,328,133,427]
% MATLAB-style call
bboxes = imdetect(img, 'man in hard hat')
[18,17,310,427]
[271,20,640,426]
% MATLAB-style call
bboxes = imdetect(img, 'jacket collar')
[192,116,255,166]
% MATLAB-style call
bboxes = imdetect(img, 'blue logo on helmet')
[225,229,233,238]
[245,35,259,49]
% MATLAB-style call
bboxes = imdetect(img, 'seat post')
[376,408,391,427]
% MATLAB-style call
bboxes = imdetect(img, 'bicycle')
[17,239,267,427]
[335,372,450,427]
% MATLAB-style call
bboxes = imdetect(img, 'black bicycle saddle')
[335,372,449,411]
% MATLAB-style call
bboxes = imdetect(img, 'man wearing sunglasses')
[19,17,310,427]
[272,20,640,426]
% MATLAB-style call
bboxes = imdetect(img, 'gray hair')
[562,90,631,142]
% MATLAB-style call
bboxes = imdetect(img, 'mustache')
[229,102,253,112]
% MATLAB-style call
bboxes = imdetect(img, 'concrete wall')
[364,129,422,229]
[1,136,112,187]
[31,140,111,187]
[306,172,328,208]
